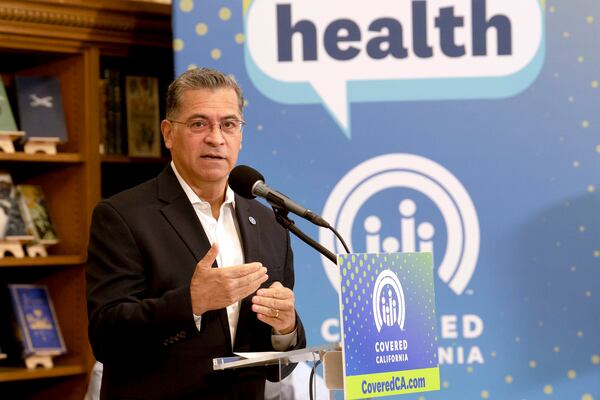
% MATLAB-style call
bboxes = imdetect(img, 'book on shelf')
[0,172,35,242]
[16,185,59,245]
[7,284,66,357]
[0,291,16,359]
[0,74,20,134]
[102,69,127,155]
[14,75,68,143]
[98,78,107,155]
[125,75,161,157]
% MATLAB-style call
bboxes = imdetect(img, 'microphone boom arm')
[271,206,337,265]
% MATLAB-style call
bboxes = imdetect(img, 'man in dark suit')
[86,67,306,399]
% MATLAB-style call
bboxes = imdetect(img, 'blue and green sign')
[338,252,440,398]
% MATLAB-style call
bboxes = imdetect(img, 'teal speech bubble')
[244,0,545,138]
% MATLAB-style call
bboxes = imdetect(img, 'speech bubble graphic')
[245,0,544,138]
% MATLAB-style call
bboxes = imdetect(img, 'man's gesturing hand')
[190,243,268,316]
[251,282,296,334]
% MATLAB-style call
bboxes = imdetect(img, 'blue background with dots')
[172,1,600,399]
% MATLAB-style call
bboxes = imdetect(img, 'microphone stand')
[272,207,337,264]
[269,201,347,400]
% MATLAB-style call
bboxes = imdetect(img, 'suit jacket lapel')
[234,196,263,350]
[235,195,261,264]
[157,166,212,261]
[157,165,232,349]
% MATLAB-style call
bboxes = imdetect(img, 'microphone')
[229,165,330,228]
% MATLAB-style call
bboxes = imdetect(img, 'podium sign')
[338,252,440,399]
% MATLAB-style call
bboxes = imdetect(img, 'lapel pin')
[249,216,256,225]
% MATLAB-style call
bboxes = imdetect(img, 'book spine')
[114,70,124,155]
[98,78,108,155]
[103,69,115,154]
[7,285,34,355]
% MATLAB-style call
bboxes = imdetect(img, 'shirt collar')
[170,161,236,208]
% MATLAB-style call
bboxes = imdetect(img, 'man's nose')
[204,123,225,143]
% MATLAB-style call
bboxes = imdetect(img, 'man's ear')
[161,119,173,149]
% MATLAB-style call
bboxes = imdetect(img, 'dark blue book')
[15,76,68,143]
[8,284,66,356]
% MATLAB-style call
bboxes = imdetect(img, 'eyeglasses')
[168,118,245,135]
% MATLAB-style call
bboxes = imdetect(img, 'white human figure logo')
[364,199,436,254]
[373,270,405,332]
[320,153,480,296]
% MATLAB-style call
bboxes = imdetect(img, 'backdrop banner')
[173,1,600,398]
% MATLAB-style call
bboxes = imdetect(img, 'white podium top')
[213,343,339,371]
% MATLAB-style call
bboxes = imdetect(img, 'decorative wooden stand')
[26,243,48,257]
[24,354,54,369]
[0,131,25,153]
[24,137,60,155]
[0,241,25,258]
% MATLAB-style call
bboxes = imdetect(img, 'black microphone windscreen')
[228,165,265,199]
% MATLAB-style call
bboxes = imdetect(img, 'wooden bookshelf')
[0,0,173,397]
[101,154,170,164]
[0,365,86,382]
[0,256,85,269]
[0,153,83,163]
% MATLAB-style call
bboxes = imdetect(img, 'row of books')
[0,284,66,365]
[100,70,162,157]
[0,74,68,143]
[0,71,162,157]
[0,171,59,246]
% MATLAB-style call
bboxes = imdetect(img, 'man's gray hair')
[165,67,244,119]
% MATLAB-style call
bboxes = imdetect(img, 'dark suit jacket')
[86,165,306,399]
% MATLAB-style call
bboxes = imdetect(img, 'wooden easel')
[26,243,48,257]
[25,354,54,369]
[0,241,25,258]
[0,131,25,153]
[24,137,60,155]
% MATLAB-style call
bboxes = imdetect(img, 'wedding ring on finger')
[273,308,280,319]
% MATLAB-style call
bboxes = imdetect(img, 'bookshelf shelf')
[0,364,86,382]
[0,255,85,269]
[101,154,170,164]
[0,152,83,163]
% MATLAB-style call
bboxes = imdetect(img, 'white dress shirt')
[171,162,243,347]
[171,162,296,350]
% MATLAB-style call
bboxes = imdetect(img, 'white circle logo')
[319,153,480,295]
[373,270,406,333]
